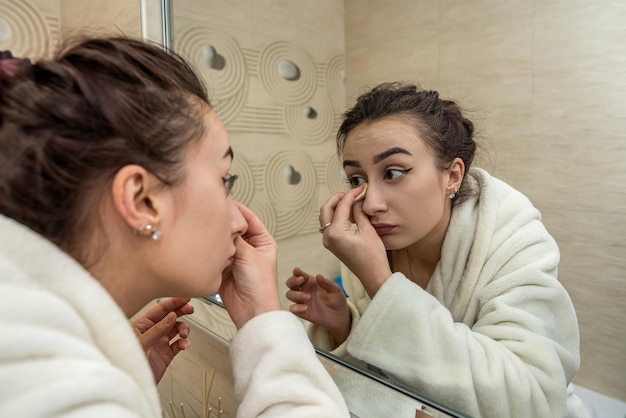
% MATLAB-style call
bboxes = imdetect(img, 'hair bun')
[0,50,31,82]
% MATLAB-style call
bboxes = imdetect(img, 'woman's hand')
[286,267,352,345]
[132,297,194,383]
[219,201,281,330]
[320,185,391,298]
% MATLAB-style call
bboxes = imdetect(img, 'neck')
[87,258,147,318]
[84,233,155,318]
[390,245,440,289]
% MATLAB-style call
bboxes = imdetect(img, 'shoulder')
[0,215,97,339]
[468,167,536,209]
[0,250,152,416]
[0,217,146,363]
[0,215,157,416]
[468,168,549,237]
[0,246,105,367]
[457,168,560,274]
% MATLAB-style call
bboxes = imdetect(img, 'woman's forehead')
[345,120,424,150]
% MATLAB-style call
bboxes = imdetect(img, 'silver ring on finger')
[318,222,332,233]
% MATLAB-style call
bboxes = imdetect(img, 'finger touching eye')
[346,175,366,188]
[354,183,368,202]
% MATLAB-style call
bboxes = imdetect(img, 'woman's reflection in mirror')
[286,82,590,418]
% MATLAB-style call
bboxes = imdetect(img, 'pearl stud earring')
[138,224,162,240]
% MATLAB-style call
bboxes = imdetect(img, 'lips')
[372,223,395,235]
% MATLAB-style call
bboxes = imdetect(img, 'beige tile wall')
[0,0,140,60]
[59,0,141,39]
[345,0,626,401]
[0,0,61,59]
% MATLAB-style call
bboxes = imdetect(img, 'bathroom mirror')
[171,296,470,418]
[145,0,626,414]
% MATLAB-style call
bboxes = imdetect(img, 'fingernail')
[165,312,176,324]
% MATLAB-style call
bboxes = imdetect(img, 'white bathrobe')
[310,168,588,418]
[0,214,349,417]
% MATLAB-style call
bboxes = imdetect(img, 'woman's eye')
[222,173,238,193]
[346,176,366,188]
[384,168,413,181]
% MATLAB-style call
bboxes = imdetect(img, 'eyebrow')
[223,146,234,160]
[343,146,412,168]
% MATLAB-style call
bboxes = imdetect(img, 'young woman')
[286,82,588,418]
[0,37,348,417]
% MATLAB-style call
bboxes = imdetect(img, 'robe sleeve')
[230,310,350,418]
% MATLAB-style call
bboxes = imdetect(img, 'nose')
[360,182,387,215]
[230,199,248,237]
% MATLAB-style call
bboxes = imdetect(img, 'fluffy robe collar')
[0,214,160,415]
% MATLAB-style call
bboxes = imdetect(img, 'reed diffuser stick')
[203,370,207,418]
[168,401,178,418]
[205,369,216,418]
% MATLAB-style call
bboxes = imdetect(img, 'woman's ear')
[111,165,163,231]
[447,157,465,192]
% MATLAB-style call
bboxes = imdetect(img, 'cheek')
[199,194,233,245]
[184,199,232,293]
[402,182,446,227]
[175,189,232,263]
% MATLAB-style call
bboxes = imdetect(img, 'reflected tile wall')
[170,0,347,308]
[345,0,440,100]
[344,0,626,401]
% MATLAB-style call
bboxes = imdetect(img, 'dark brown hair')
[337,82,477,203]
[0,36,210,255]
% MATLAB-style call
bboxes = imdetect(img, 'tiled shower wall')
[344,0,626,401]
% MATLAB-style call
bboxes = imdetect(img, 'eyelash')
[222,173,238,193]
[345,168,413,187]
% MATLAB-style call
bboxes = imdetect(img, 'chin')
[204,279,221,296]
[382,237,411,251]
[184,274,221,298]
[380,236,399,250]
